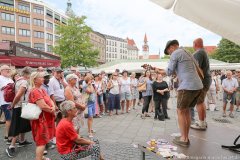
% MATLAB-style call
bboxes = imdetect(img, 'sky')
[45,0,221,56]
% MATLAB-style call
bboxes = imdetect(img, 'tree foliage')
[53,16,99,68]
[212,38,240,63]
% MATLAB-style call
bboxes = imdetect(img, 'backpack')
[2,83,15,102]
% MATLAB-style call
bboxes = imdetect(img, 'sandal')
[88,133,94,138]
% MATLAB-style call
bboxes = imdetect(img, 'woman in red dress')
[28,72,56,160]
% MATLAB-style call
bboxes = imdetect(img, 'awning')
[0,55,60,67]
[150,0,240,45]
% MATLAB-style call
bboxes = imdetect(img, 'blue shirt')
[141,78,153,97]
[166,47,203,90]
[41,84,54,96]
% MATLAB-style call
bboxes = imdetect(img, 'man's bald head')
[193,38,204,50]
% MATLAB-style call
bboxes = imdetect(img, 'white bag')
[21,102,42,120]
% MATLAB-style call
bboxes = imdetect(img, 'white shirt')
[120,77,131,93]
[109,80,120,95]
[49,77,65,102]
[222,77,239,91]
[0,75,14,105]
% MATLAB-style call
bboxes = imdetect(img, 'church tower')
[142,33,149,59]
[66,0,75,17]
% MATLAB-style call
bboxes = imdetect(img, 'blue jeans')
[0,104,11,121]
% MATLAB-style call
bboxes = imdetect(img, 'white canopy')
[150,0,240,45]
[91,59,240,74]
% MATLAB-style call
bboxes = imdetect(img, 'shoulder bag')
[137,80,146,92]
[21,102,42,120]
[183,49,204,81]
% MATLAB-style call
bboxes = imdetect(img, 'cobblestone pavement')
[0,96,240,160]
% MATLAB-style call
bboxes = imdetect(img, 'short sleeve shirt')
[15,78,29,108]
[48,77,65,102]
[56,118,78,155]
[0,75,14,105]
[120,77,131,93]
[222,78,239,91]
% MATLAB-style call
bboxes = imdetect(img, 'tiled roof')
[204,46,217,54]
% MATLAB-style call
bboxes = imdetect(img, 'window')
[19,42,31,47]
[47,33,53,41]
[1,26,15,35]
[54,14,60,21]
[115,48,117,52]
[34,31,44,38]
[34,43,44,51]
[46,9,53,18]
[109,54,111,58]
[112,41,114,46]
[19,16,30,24]
[47,45,52,52]
[62,17,67,24]
[18,4,30,11]
[106,41,108,45]
[19,29,30,37]
[106,47,108,51]
[115,54,117,58]
[0,1,14,7]
[55,35,60,41]
[120,49,122,53]
[33,7,44,14]
[115,42,116,46]
[1,12,14,21]
[47,21,53,29]
[33,19,44,26]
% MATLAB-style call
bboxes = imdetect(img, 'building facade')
[0,0,68,53]
[89,31,106,64]
[127,38,138,60]
[104,34,127,62]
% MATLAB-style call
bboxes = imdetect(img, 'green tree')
[212,38,240,63]
[53,16,99,68]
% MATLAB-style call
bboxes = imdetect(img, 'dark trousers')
[154,98,168,118]
[142,96,152,114]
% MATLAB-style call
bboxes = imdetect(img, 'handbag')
[138,81,146,92]
[21,102,42,120]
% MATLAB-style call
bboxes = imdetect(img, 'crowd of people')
[0,38,240,159]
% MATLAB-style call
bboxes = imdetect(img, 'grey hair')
[60,100,75,117]
[65,74,78,82]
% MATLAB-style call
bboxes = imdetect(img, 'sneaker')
[18,140,33,148]
[236,108,240,112]
[6,147,15,158]
[6,139,12,145]
[0,120,6,124]
[229,113,234,118]
[222,113,227,117]
[190,123,207,131]
[141,114,145,119]
[88,133,94,138]
[4,136,8,142]
[43,150,48,155]
[172,137,190,147]
[46,143,55,150]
